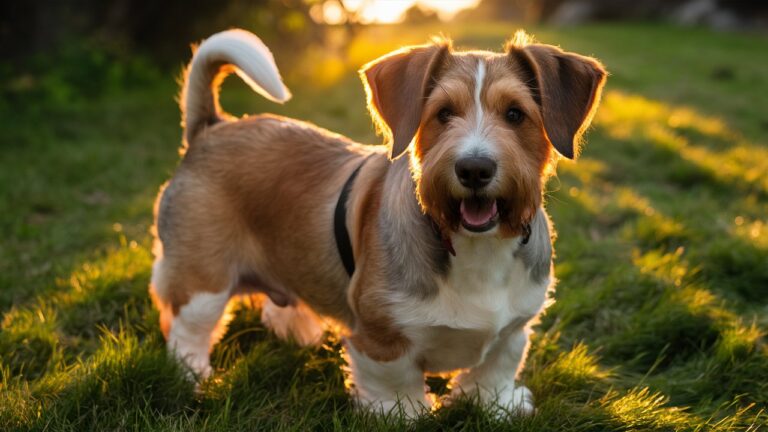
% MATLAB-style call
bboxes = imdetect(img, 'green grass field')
[1,23,767,430]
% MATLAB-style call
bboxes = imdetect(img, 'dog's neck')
[376,157,452,283]
[382,157,446,239]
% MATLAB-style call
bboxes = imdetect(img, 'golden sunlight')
[312,0,481,24]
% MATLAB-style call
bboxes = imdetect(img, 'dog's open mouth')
[459,197,499,232]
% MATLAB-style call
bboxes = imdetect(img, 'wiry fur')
[150,29,606,418]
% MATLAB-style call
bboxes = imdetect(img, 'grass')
[1,22,767,430]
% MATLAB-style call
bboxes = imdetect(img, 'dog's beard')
[415,170,540,238]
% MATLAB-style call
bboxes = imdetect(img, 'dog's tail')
[181,29,291,144]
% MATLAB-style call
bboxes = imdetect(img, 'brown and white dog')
[150,29,606,416]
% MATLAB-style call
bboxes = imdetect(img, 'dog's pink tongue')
[460,199,497,226]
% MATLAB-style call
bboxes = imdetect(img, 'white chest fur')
[390,235,550,372]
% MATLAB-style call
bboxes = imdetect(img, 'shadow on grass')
[544,91,768,414]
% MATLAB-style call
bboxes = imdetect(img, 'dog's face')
[361,32,606,237]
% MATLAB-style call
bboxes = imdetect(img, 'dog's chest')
[392,236,549,372]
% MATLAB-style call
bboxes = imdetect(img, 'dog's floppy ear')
[507,35,607,159]
[360,41,451,160]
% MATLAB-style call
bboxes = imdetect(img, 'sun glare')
[356,0,415,23]
[313,0,480,24]
[417,0,482,20]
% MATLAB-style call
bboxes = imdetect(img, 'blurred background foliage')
[2,0,767,110]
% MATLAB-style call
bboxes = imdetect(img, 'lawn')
[1,23,767,431]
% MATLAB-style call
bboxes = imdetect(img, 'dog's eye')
[505,107,525,125]
[437,107,454,124]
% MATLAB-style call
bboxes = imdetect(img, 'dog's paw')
[443,383,535,417]
[353,394,432,419]
[356,396,429,419]
[169,346,212,381]
[189,360,213,381]
[497,385,535,416]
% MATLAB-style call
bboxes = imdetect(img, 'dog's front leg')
[448,325,535,415]
[344,341,430,417]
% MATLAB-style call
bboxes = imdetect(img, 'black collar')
[333,161,532,277]
[333,160,366,276]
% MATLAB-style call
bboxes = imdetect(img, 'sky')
[315,0,482,24]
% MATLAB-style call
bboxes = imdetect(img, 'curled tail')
[181,29,291,144]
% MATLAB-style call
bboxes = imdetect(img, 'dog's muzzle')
[454,157,499,232]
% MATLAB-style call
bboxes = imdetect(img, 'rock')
[673,0,717,25]
[549,0,596,25]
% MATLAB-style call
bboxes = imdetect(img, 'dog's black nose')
[455,157,497,189]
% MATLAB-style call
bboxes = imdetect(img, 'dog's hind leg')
[261,298,325,346]
[151,254,234,379]
[167,289,232,379]
[149,250,174,340]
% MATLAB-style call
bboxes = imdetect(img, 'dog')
[149,29,606,416]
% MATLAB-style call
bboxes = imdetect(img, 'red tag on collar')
[442,235,456,257]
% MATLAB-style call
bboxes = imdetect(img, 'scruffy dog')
[150,29,606,416]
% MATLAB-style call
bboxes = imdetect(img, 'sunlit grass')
[0,239,152,382]
[1,22,767,430]
[528,342,611,396]
[733,217,767,248]
[715,323,763,363]
[603,387,693,429]
[599,90,768,195]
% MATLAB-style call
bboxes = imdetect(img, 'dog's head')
[361,32,606,237]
